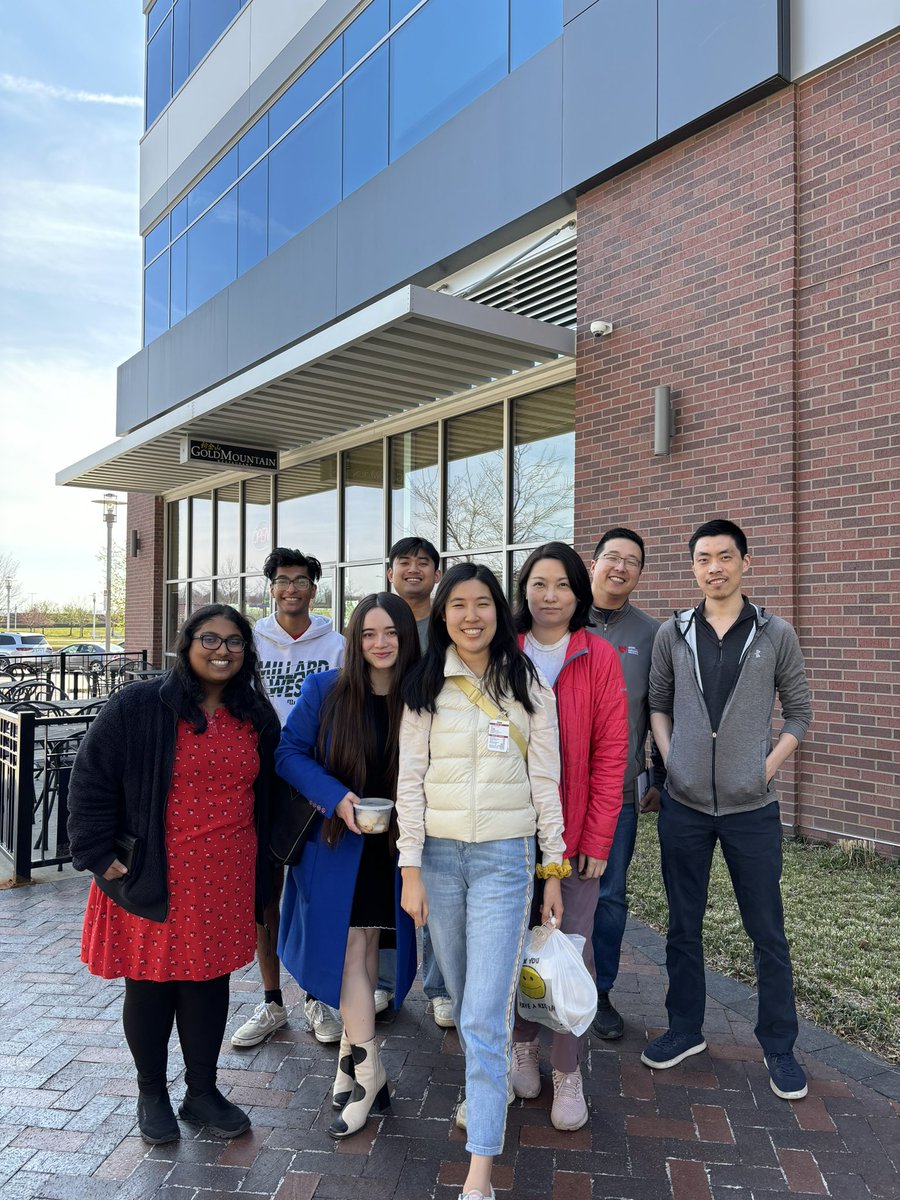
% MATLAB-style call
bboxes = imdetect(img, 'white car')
[0,632,53,672]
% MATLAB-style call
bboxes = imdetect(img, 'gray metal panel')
[225,208,339,375]
[115,350,150,437]
[336,39,564,320]
[658,0,786,138]
[561,0,657,192]
[146,292,230,421]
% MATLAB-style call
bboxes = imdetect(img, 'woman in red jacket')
[511,542,629,1130]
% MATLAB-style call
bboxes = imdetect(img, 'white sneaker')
[230,1000,288,1048]
[430,996,455,1028]
[304,997,343,1044]
[374,989,393,1015]
[550,1068,588,1131]
[454,1085,515,1130]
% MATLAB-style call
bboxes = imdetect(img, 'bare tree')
[0,551,21,628]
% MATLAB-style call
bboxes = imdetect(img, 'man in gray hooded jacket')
[646,519,812,1102]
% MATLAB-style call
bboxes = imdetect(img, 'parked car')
[58,642,126,671]
[0,632,53,672]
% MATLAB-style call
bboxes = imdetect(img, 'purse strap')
[450,676,528,760]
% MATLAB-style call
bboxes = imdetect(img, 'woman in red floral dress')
[68,605,280,1146]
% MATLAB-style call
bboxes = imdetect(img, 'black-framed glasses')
[193,633,246,651]
[599,552,642,571]
[272,575,312,591]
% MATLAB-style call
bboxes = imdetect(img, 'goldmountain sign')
[180,438,279,472]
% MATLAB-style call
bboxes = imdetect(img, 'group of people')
[67,517,812,1200]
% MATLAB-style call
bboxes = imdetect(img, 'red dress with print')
[81,709,259,981]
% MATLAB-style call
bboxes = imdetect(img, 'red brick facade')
[124,493,164,668]
[575,35,900,853]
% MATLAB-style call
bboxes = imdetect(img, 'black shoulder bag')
[269,775,319,866]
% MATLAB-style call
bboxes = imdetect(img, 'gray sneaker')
[230,1001,288,1048]
[304,997,343,1044]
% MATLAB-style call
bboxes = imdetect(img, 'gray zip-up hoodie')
[649,603,812,815]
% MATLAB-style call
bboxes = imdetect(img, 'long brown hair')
[319,592,420,846]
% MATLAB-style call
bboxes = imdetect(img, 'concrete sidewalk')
[0,875,898,1199]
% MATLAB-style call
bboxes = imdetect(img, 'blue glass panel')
[238,115,268,173]
[343,45,388,196]
[389,0,508,160]
[269,40,341,142]
[144,215,170,265]
[186,188,237,314]
[147,0,171,39]
[187,146,237,222]
[187,187,237,314]
[171,196,188,238]
[344,0,388,68]
[170,234,187,326]
[189,0,240,72]
[172,0,189,94]
[144,251,170,344]
[238,160,268,275]
[390,0,419,22]
[268,92,342,252]
[145,12,172,128]
[510,0,563,70]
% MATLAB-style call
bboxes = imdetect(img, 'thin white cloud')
[0,72,141,109]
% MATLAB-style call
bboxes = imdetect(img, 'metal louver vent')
[463,244,577,329]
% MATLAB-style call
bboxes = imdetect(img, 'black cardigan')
[67,673,279,923]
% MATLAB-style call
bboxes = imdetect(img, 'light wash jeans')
[378,925,447,999]
[421,836,534,1158]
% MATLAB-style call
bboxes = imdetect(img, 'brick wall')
[575,33,899,853]
[124,494,164,667]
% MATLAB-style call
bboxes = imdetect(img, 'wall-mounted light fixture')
[130,529,141,558]
[654,386,674,456]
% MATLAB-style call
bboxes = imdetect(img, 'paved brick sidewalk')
[1,876,898,1199]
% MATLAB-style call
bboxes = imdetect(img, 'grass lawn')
[628,814,900,1065]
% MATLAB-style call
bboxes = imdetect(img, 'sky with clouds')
[0,1,144,612]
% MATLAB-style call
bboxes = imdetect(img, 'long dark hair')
[172,604,274,733]
[403,563,539,715]
[318,593,420,846]
[514,542,593,633]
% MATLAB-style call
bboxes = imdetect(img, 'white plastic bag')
[516,922,597,1037]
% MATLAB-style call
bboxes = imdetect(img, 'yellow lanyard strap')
[450,676,529,760]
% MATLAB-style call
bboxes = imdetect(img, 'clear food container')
[353,797,394,835]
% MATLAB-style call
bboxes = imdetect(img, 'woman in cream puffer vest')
[397,563,565,1200]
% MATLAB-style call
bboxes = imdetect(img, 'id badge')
[487,718,510,753]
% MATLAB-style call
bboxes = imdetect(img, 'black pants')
[657,791,798,1054]
[122,974,230,1096]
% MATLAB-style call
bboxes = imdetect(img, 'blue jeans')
[658,790,798,1054]
[591,799,638,993]
[422,836,534,1158]
[378,926,447,999]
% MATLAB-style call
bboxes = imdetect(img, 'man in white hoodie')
[231,548,345,1048]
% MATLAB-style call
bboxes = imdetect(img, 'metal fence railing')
[0,650,162,703]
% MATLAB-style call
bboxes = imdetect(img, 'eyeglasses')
[272,575,312,591]
[599,552,642,571]
[192,633,246,651]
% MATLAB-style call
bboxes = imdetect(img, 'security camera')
[589,320,614,337]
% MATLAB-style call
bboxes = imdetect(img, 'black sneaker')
[591,990,624,1040]
[136,1092,180,1145]
[640,1030,707,1069]
[764,1052,808,1100]
[178,1088,251,1137]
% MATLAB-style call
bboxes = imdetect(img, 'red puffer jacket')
[520,628,629,862]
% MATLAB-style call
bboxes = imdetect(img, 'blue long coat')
[274,670,416,1010]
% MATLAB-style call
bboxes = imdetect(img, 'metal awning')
[57,285,575,494]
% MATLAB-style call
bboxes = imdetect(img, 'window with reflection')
[216,483,240,576]
[344,442,384,562]
[244,477,272,575]
[510,0,563,70]
[190,494,212,578]
[512,384,575,544]
[445,405,504,552]
[312,572,335,622]
[268,93,342,254]
[186,190,237,315]
[190,579,212,612]
[342,563,386,625]
[214,578,239,606]
[166,583,188,649]
[277,458,337,563]
[238,160,267,275]
[168,498,189,580]
[244,576,269,625]
[390,425,439,546]
[143,251,170,346]
[443,552,504,586]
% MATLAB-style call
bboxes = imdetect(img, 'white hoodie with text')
[253,612,345,726]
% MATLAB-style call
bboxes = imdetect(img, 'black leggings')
[122,974,230,1096]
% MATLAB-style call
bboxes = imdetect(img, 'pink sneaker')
[550,1068,588,1131]
[511,1039,541,1098]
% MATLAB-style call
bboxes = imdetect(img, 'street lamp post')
[91,592,97,640]
[92,493,123,653]
[3,578,11,631]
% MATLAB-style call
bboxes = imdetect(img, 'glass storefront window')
[216,483,240,576]
[214,577,239,605]
[512,384,575,544]
[342,563,386,626]
[390,425,439,546]
[443,552,504,586]
[168,498,188,579]
[244,477,272,575]
[277,458,337,563]
[190,579,212,612]
[344,442,384,562]
[244,575,269,624]
[190,494,212,578]
[166,582,187,650]
[445,405,504,552]
[312,571,335,622]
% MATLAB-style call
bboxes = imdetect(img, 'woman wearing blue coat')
[275,592,419,1139]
